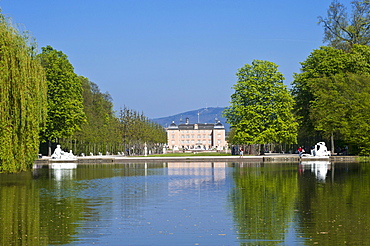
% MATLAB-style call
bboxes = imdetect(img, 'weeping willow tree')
[0,12,47,173]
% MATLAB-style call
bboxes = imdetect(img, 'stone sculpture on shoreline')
[51,144,76,160]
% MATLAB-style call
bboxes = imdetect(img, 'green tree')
[292,46,349,144]
[38,46,86,155]
[223,60,297,149]
[311,73,370,155]
[119,106,166,155]
[292,45,370,154]
[318,0,370,51]
[72,76,121,155]
[0,12,47,173]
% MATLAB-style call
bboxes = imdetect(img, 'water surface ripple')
[0,161,369,245]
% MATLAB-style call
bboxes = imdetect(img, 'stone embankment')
[34,153,358,166]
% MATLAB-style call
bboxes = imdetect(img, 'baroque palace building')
[166,118,226,151]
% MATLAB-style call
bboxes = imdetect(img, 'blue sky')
[1,0,352,118]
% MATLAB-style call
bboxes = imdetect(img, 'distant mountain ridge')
[152,107,230,131]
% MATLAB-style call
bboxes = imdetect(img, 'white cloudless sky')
[0,0,353,118]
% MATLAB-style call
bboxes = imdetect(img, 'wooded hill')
[152,107,230,131]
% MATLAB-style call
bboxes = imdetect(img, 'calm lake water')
[0,161,370,245]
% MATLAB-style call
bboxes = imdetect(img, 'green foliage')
[292,45,370,154]
[0,172,85,244]
[70,79,167,156]
[38,46,86,142]
[0,12,47,173]
[297,163,370,244]
[231,164,298,243]
[119,106,167,155]
[292,46,349,131]
[319,0,370,50]
[223,60,297,145]
[311,73,370,155]
[71,76,121,154]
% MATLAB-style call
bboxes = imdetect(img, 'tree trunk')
[331,131,335,154]
[260,144,265,155]
[48,140,52,156]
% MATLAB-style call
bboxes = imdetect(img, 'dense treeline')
[226,0,370,156]
[0,12,166,173]
[119,106,167,155]
[0,12,47,172]
[59,78,166,156]
[41,60,167,157]
[64,76,121,156]
[292,45,370,155]
[3,1,370,172]
[292,1,370,155]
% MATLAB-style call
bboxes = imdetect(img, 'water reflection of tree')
[0,172,45,245]
[0,169,86,245]
[297,162,370,245]
[230,163,298,245]
[37,169,85,244]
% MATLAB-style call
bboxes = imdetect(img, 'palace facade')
[166,118,226,151]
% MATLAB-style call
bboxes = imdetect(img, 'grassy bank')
[144,152,233,157]
[358,156,370,162]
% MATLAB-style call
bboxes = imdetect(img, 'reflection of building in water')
[167,162,227,192]
[166,118,226,151]
[300,161,331,181]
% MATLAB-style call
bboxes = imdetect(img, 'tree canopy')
[119,106,167,155]
[223,60,297,146]
[0,12,47,172]
[310,73,370,154]
[69,76,121,155]
[292,45,370,154]
[38,46,86,146]
[64,77,167,156]
[318,0,370,50]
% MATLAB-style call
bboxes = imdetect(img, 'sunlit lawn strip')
[134,152,233,157]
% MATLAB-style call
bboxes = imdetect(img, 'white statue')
[51,145,76,160]
[302,142,331,158]
[311,142,331,157]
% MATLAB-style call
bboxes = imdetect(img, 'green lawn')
[141,152,233,157]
